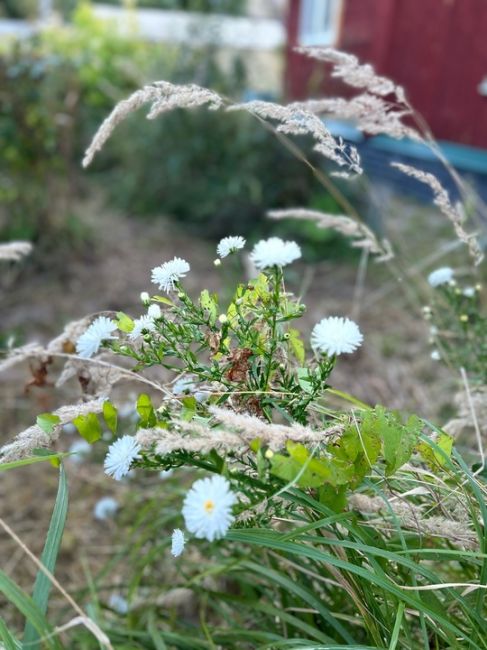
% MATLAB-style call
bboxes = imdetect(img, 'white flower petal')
[76,316,117,358]
[171,528,186,557]
[249,237,301,270]
[104,435,141,481]
[129,314,156,341]
[93,496,119,520]
[428,267,454,288]
[311,316,363,356]
[151,257,190,293]
[182,475,236,542]
[217,236,246,258]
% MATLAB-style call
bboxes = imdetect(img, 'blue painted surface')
[326,120,487,204]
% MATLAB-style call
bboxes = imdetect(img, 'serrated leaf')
[36,413,60,435]
[116,311,134,333]
[103,400,118,434]
[72,412,102,444]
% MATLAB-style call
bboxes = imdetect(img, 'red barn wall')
[286,0,487,148]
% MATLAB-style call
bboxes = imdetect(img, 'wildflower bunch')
[424,268,486,382]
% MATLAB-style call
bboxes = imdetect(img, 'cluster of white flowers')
[76,316,117,358]
[216,236,246,258]
[250,237,302,269]
[151,257,190,292]
[104,435,141,480]
[311,316,363,356]
[428,266,454,288]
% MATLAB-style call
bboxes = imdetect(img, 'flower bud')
[140,291,150,304]
[218,314,228,324]
[264,449,274,459]
[213,258,221,267]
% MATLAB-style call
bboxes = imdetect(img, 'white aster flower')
[93,496,119,520]
[147,303,162,319]
[171,528,186,557]
[173,375,196,395]
[151,257,190,292]
[182,475,236,542]
[428,267,454,288]
[76,316,117,358]
[311,316,363,356]
[104,435,141,481]
[109,593,129,614]
[249,237,301,269]
[129,314,156,341]
[217,235,246,258]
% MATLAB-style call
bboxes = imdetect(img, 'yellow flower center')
[203,499,215,514]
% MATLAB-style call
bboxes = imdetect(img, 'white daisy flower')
[182,475,236,542]
[217,236,246,258]
[173,375,196,396]
[104,435,141,481]
[129,314,156,341]
[109,593,129,615]
[428,267,454,288]
[250,237,301,270]
[93,496,119,520]
[463,286,475,298]
[311,316,363,356]
[147,304,162,319]
[151,257,190,292]
[171,528,186,557]
[76,316,117,358]
[67,439,91,464]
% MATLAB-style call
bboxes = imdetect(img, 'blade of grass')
[0,618,20,650]
[23,464,69,649]
[0,571,61,650]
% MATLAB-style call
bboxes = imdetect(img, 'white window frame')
[298,0,342,47]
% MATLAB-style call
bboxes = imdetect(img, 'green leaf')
[0,454,65,473]
[418,431,453,469]
[200,289,218,325]
[181,396,197,421]
[153,295,174,306]
[103,400,118,434]
[136,393,157,428]
[23,465,68,649]
[288,328,305,364]
[73,412,102,444]
[116,311,134,333]
[296,367,314,394]
[36,413,60,434]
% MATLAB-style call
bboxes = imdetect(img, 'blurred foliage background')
[0,2,348,264]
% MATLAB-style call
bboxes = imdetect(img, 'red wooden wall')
[286,0,487,148]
